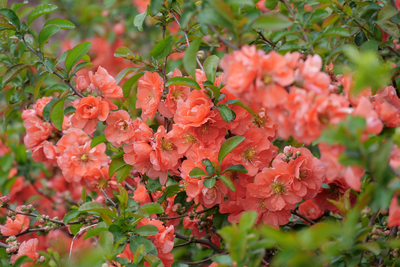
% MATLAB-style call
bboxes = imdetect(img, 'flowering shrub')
[1,0,400,266]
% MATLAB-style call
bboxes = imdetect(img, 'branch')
[174,232,225,253]
[359,210,380,264]
[161,206,217,220]
[0,242,8,249]
[125,182,136,192]
[170,11,205,72]
[3,206,65,225]
[257,31,276,49]
[388,46,400,57]
[21,36,84,98]
[291,210,315,225]
[208,24,240,51]
[101,189,121,217]
[181,251,230,265]
[279,0,315,53]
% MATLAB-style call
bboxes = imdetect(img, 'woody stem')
[174,232,225,253]
[290,209,315,225]
[101,189,121,217]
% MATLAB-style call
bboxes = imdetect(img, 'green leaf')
[197,7,234,32]
[13,255,33,267]
[73,62,94,74]
[218,136,245,164]
[133,225,159,236]
[219,174,235,191]
[253,13,292,31]
[203,178,216,188]
[2,63,30,87]
[147,178,162,193]
[322,13,340,29]
[84,227,108,240]
[50,98,66,130]
[130,236,158,256]
[82,186,87,202]
[309,9,329,22]
[239,211,257,231]
[91,135,107,149]
[42,97,59,121]
[378,5,398,22]
[63,209,80,224]
[99,231,114,255]
[114,46,135,59]
[222,164,248,174]
[204,55,220,84]
[183,38,201,79]
[150,0,163,15]
[104,0,117,8]
[205,164,215,175]
[64,106,76,115]
[33,74,47,101]
[78,202,117,217]
[189,167,206,178]
[141,203,164,215]
[369,141,393,180]
[116,165,132,183]
[377,20,400,38]
[165,77,201,90]
[65,42,92,72]
[27,4,58,26]
[218,105,234,123]
[323,27,350,37]
[360,40,380,53]
[0,8,20,30]
[204,83,221,100]
[44,18,75,29]
[109,157,128,176]
[123,72,144,98]
[11,2,28,13]
[211,1,234,24]
[356,241,381,255]
[115,67,140,85]
[151,36,174,60]
[134,8,148,32]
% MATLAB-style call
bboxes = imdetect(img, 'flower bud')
[11,246,17,253]
[0,196,10,206]
[6,248,10,254]
[197,51,205,60]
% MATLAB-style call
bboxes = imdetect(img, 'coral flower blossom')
[105,110,134,147]
[174,90,214,128]
[33,97,52,117]
[23,116,52,149]
[136,71,163,121]
[1,207,30,236]
[11,238,39,267]
[298,199,323,224]
[89,66,123,99]
[70,95,114,136]
[389,195,400,227]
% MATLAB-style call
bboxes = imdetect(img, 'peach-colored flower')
[174,90,214,128]
[56,128,91,154]
[296,54,331,94]
[23,116,52,149]
[298,199,323,224]
[123,141,153,174]
[31,140,58,166]
[89,66,123,99]
[389,194,400,227]
[105,110,134,147]
[11,238,39,267]
[57,141,109,183]
[136,71,163,121]
[70,95,112,136]
[353,97,383,136]
[1,207,30,236]
[33,97,52,118]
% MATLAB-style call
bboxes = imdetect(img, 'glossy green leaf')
[183,38,201,79]
[253,13,292,31]
[38,24,60,46]
[218,105,234,123]
[91,135,107,149]
[2,63,30,87]
[104,0,117,8]
[109,157,128,176]
[13,256,33,267]
[11,1,28,13]
[44,18,75,29]
[50,98,66,130]
[33,74,47,101]
[239,211,257,231]
[204,55,220,84]
[222,164,248,174]
[27,4,58,26]
[130,236,158,256]
[141,203,164,215]
[0,8,20,30]
[203,178,216,189]
[378,5,398,22]
[99,231,114,255]
[219,174,235,191]
[377,20,400,38]
[78,202,116,217]
[114,46,135,59]
[42,97,59,121]
[197,7,234,32]
[151,36,174,60]
[357,241,381,255]
[134,8,148,32]
[115,67,140,85]
[309,9,329,22]
[218,136,245,164]
[84,227,108,240]
[165,77,201,90]
[62,209,80,224]
[189,167,206,178]
[65,42,92,72]
[116,165,132,183]
[133,225,159,237]
[323,27,350,37]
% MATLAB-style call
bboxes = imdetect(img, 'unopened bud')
[197,51,205,60]
[6,248,10,254]
[39,256,46,263]
[11,246,17,253]
[384,230,391,235]
[172,204,181,213]
[26,204,33,210]
[372,234,379,240]
[0,196,10,206]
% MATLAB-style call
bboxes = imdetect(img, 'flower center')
[201,124,209,135]
[263,74,273,85]
[257,198,267,210]
[117,120,128,131]
[242,146,257,161]
[80,154,89,162]
[184,133,197,145]
[270,181,286,195]
[318,113,329,124]
[299,170,308,179]
[171,90,183,100]
[161,138,174,152]
[253,114,267,128]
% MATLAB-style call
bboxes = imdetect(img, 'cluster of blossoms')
[10,43,400,266]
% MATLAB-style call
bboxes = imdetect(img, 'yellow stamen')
[161,138,174,152]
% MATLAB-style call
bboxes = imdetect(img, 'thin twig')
[161,206,216,220]
[257,31,275,48]
[3,206,65,225]
[388,46,400,57]
[125,182,135,192]
[170,11,205,72]
[208,24,240,51]
[21,36,84,98]
[174,232,225,253]
[0,242,8,249]
[181,251,230,265]
[291,210,315,225]
[101,189,121,217]
[359,210,380,264]
[279,0,315,53]
[173,240,193,248]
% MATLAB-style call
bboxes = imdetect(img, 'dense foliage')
[1,0,400,266]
